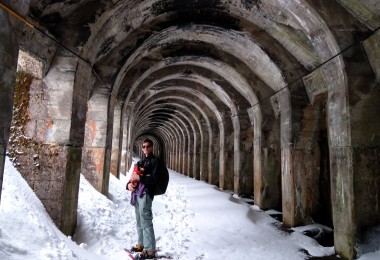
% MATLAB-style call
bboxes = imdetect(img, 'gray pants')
[135,193,156,251]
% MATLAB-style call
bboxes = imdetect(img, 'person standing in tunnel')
[127,138,159,260]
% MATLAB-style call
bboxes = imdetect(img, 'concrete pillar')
[218,122,226,189]
[7,47,92,235]
[119,106,129,175]
[198,120,210,181]
[222,122,235,191]
[302,68,332,227]
[236,112,254,196]
[200,134,209,182]
[110,103,121,177]
[203,124,213,183]
[209,133,219,185]
[332,38,380,258]
[271,90,297,226]
[81,89,114,194]
[276,80,323,227]
[250,103,281,210]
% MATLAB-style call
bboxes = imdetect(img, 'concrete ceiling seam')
[81,2,354,102]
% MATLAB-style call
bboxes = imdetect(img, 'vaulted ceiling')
[23,0,379,147]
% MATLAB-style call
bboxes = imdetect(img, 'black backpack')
[153,160,169,195]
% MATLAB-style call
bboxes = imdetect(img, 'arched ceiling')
[26,0,379,148]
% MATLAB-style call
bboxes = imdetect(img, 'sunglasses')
[142,145,151,149]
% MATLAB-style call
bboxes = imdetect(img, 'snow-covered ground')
[1,156,380,259]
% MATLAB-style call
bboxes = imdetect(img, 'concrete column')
[271,90,297,226]
[119,106,130,175]
[331,38,380,258]
[209,133,219,185]
[222,123,234,191]
[197,121,208,181]
[218,122,226,189]
[175,134,180,172]
[236,112,254,196]
[250,103,281,210]
[110,103,121,177]
[205,125,212,183]
[81,89,113,194]
[200,131,209,182]
[7,47,92,236]
[277,80,324,227]
[301,69,332,227]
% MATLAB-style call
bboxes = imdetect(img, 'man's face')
[142,142,152,156]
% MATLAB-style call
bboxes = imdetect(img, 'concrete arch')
[110,24,288,195]
[132,73,242,183]
[129,94,213,182]
[152,102,203,179]
[137,120,179,168]
[84,0,317,73]
[98,8,350,231]
[130,114,186,170]
[123,96,207,180]
[135,114,184,171]
[131,87,223,183]
[136,106,193,174]
[136,103,200,165]
[153,112,190,174]
[113,24,287,97]
[125,69,256,193]
[121,55,265,193]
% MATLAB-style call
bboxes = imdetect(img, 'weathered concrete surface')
[2,1,380,259]
[81,90,113,194]
[110,103,121,177]
[9,142,81,236]
[7,71,81,235]
[5,44,85,235]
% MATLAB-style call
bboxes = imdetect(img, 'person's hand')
[127,182,136,192]
[131,172,140,180]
